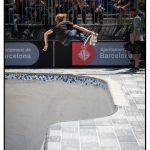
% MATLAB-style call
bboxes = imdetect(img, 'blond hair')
[55,13,67,23]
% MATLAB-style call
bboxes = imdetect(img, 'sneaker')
[90,33,98,46]
[130,67,140,72]
[83,34,92,46]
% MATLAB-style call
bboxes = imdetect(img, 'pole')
[53,40,55,67]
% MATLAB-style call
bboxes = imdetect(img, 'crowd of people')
[5,0,46,24]
[53,0,106,24]
[4,0,145,72]
[5,0,134,25]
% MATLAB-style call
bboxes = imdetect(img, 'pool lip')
[5,71,129,107]
[5,71,129,123]
[5,72,109,90]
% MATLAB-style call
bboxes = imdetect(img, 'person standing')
[68,0,79,24]
[129,7,144,71]
[90,0,104,24]
[75,0,89,24]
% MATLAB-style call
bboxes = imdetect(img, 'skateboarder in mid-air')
[43,13,98,51]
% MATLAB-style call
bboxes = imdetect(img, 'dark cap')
[138,11,144,17]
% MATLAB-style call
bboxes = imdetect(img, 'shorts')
[124,41,144,54]
[63,29,86,46]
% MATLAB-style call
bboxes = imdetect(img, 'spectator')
[69,0,79,24]
[27,9,38,24]
[138,11,145,22]
[5,0,16,23]
[67,0,88,24]
[113,0,132,22]
[120,0,132,11]
[75,0,89,24]
[4,0,10,23]
[113,0,130,11]
[16,0,26,17]
[89,0,105,24]
[113,0,122,11]
[5,31,13,40]
[127,8,144,72]
[58,0,73,23]
[55,0,63,15]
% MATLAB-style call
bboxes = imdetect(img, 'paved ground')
[5,68,145,150]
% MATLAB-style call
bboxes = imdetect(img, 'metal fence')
[5,23,131,41]
[5,0,139,41]
[5,0,135,25]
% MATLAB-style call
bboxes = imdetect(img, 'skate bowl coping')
[5,73,127,150]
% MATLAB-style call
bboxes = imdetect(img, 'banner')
[72,41,131,66]
[5,41,132,68]
[5,41,53,68]
[5,42,39,66]
[55,42,72,67]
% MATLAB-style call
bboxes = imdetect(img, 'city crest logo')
[72,42,96,65]
[78,45,90,61]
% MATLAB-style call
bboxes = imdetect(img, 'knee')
[69,29,77,37]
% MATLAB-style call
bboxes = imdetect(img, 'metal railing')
[5,0,135,25]
[5,23,130,41]
[5,0,141,41]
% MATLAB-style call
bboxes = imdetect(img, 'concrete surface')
[5,68,145,150]
[5,74,118,150]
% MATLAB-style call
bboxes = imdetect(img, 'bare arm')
[121,1,131,10]
[73,24,95,35]
[131,27,138,44]
[124,1,131,8]
[43,29,53,51]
